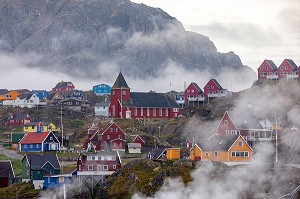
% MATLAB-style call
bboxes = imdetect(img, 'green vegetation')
[70,119,85,128]
[0,154,22,177]
[0,182,39,199]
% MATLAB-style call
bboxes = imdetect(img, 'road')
[0,146,23,159]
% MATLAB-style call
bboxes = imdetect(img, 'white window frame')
[103,165,108,170]
[214,151,218,157]
[159,108,162,116]
[226,130,229,135]
[88,165,93,170]
[238,141,243,147]
[113,165,116,169]
[153,108,156,116]
[97,165,102,171]
[224,120,228,126]
[141,108,143,117]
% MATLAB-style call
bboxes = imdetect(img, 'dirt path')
[0,147,23,159]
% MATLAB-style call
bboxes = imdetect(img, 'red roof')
[20,132,50,144]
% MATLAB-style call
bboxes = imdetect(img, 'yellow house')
[23,122,60,133]
[166,148,180,160]
[190,135,253,163]
[0,90,20,101]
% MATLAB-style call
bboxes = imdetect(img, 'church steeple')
[112,72,129,89]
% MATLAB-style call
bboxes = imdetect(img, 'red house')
[108,72,182,119]
[217,111,274,145]
[278,59,298,79]
[132,135,145,148]
[83,122,126,151]
[52,81,75,92]
[77,151,122,175]
[184,82,204,106]
[204,79,229,98]
[257,59,278,79]
[7,114,31,126]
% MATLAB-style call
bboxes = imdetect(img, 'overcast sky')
[132,0,300,70]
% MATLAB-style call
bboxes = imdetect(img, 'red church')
[83,122,126,151]
[108,72,182,119]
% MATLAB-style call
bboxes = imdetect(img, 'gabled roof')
[112,72,129,89]
[54,81,73,89]
[11,132,25,143]
[210,79,223,89]
[9,113,29,120]
[23,154,60,170]
[265,59,278,70]
[121,92,179,108]
[63,89,83,98]
[20,131,51,144]
[0,89,8,95]
[285,59,298,70]
[228,111,264,130]
[132,135,145,144]
[81,151,122,164]
[149,148,167,159]
[88,122,126,141]
[0,160,15,178]
[95,100,110,107]
[198,135,239,151]
[18,93,34,100]
[191,82,203,93]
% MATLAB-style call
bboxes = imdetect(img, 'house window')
[59,177,64,183]
[112,91,115,95]
[214,151,218,157]
[205,153,209,157]
[173,108,178,112]
[103,165,108,170]
[226,130,229,135]
[36,144,39,148]
[192,90,194,93]
[238,141,243,147]
[147,108,150,117]
[232,151,236,157]
[92,156,96,160]
[159,108,162,116]
[50,137,53,141]
[24,144,27,149]
[206,86,210,89]
[153,108,156,116]
[118,135,121,139]
[120,142,122,147]
[187,90,190,92]
[107,135,110,140]
[115,128,118,132]
[48,177,50,183]
[224,120,228,126]
[98,165,102,171]
[88,165,93,170]
[165,109,168,117]
[30,144,33,148]
[134,108,137,116]
[231,130,235,135]
[79,165,81,170]
[27,170,29,175]
[245,152,249,157]
[113,165,116,169]
[110,128,113,132]
[141,108,143,116]
[87,156,92,161]
[122,91,126,95]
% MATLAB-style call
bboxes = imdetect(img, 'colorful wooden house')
[15,89,30,95]
[95,100,110,116]
[257,59,278,79]
[23,122,59,133]
[43,171,77,189]
[19,131,60,152]
[109,72,182,119]
[52,81,75,92]
[57,99,90,111]
[7,113,31,126]
[22,154,61,189]
[83,122,126,151]
[11,132,25,151]
[5,93,46,108]
[204,79,229,98]
[147,148,167,160]
[32,90,50,101]
[46,92,64,105]
[217,111,274,144]
[278,59,298,79]
[77,151,122,176]
[93,84,111,96]
[63,89,84,100]
[189,135,253,164]
[132,135,145,148]
[166,148,180,160]
[0,90,20,101]
[174,91,185,107]
[0,160,15,187]
[184,82,204,106]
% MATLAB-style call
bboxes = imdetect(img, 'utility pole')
[275,114,278,163]
[61,105,64,149]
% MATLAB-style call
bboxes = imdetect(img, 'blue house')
[43,170,77,189]
[19,130,60,152]
[93,84,111,96]
[32,90,50,101]
[63,89,84,100]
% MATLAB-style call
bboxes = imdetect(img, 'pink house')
[184,82,204,106]
[204,79,229,98]
[257,59,278,79]
[278,59,298,79]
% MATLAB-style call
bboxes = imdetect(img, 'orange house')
[190,135,253,163]
[0,90,20,101]
[166,148,180,160]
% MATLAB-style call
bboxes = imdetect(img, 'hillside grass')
[0,182,39,199]
[0,154,22,177]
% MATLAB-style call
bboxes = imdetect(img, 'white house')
[259,119,273,131]
[95,100,110,116]
[3,93,46,108]
[127,143,142,154]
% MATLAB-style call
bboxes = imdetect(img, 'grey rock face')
[0,0,255,80]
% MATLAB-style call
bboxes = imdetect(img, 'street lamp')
[158,126,161,137]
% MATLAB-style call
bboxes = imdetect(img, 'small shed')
[166,148,180,160]
[128,143,142,154]
[0,160,15,187]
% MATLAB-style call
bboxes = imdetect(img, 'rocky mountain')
[0,0,255,80]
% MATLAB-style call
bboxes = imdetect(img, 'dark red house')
[204,79,229,98]
[108,72,182,119]
[277,59,298,79]
[83,122,126,151]
[257,59,278,79]
[184,82,204,106]
[52,81,75,92]
[0,160,15,187]
[217,111,274,145]
[7,114,31,126]
[77,151,122,175]
[132,135,145,148]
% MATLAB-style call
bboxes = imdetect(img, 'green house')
[10,132,25,151]
[21,154,60,189]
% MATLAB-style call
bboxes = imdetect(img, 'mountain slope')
[0,0,256,81]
